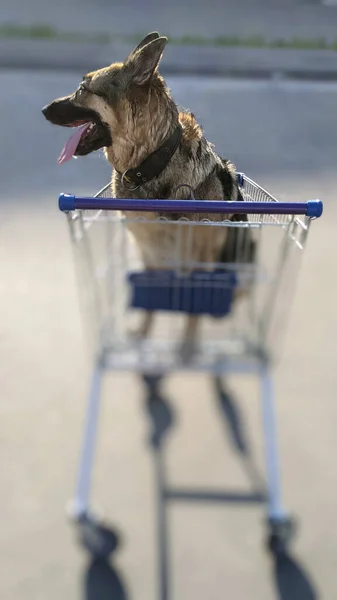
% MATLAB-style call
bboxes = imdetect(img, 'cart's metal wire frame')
[62,174,322,557]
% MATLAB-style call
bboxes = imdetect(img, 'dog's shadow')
[83,557,128,600]
[141,373,319,600]
[143,374,175,449]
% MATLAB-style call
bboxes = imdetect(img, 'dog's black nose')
[42,105,49,117]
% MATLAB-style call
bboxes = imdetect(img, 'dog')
[42,32,255,358]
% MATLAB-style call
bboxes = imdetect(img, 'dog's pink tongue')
[57,122,91,165]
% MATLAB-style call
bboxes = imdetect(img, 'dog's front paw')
[127,325,147,343]
[179,338,197,364]
[128,312,153,342]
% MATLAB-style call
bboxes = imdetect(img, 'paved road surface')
[1,70,337,600]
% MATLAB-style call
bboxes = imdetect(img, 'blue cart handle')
[59,193,323,218]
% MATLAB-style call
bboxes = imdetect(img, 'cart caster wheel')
[76,515,120,559]
[265,516,296,557]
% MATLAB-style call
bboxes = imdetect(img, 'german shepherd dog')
[42,32,255,358]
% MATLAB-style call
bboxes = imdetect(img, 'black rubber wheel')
[265,516,296,557]
[76,515,120,558]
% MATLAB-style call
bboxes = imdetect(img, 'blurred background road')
[2,0,337,41]
[1,2,337,600]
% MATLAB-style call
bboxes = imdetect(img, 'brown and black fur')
[42,32,254,356]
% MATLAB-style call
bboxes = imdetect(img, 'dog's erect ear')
[125,36,168,86]
[129,32,160,57]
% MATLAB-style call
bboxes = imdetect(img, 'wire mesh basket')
[61,174,321,372]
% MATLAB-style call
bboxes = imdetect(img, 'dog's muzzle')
[42,98,98,127]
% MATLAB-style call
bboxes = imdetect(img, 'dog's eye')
[78,82,91,97]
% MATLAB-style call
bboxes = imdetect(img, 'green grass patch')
[1,23,337,52]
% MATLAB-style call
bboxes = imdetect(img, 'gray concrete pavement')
[5,38,337,79]
[1,69,337,600]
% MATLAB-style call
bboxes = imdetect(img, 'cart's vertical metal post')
[69,362,103,520]
[260,365,286,521]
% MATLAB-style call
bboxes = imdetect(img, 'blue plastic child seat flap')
[128,269,237,317]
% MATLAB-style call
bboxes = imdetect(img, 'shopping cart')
[58,174,323,558]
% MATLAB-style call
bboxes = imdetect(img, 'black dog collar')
[119,124,182,190]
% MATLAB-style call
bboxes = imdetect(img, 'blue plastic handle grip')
[59,193,323,218]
